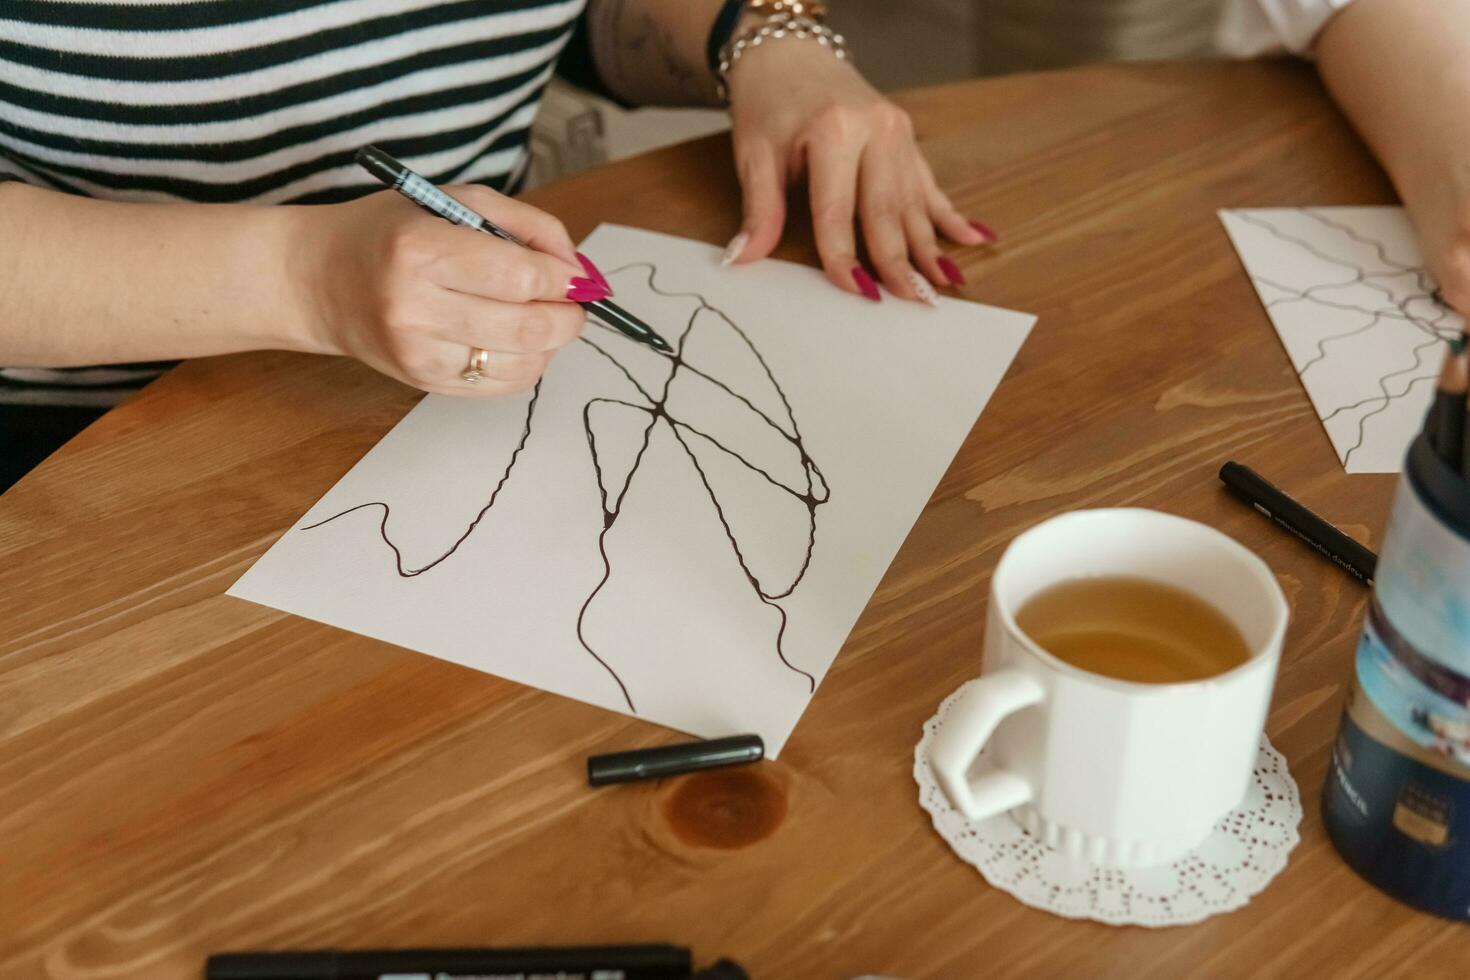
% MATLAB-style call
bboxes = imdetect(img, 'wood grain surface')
[2,61,1461,979]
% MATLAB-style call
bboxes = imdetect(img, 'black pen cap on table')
[588,734,765,786]
[1218,460,1379,584]
[206,945,693,980]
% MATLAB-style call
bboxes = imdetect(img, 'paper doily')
[914,681,1302,927]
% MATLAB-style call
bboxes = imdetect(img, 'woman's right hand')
[1408,189,1470,317]
[293,185,597,396]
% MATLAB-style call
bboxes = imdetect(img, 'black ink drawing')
[1228,208,1461,467]
[300,263,830,713]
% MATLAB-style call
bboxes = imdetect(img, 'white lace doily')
[914,681,1302,927]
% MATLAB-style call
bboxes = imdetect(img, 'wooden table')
[2,61,1461,979]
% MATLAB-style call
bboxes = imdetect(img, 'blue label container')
[1324,435,1470,921]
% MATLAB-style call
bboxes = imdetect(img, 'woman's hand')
[1406,184,1470,317]
[722,38,993,303]
[295,186,597,396]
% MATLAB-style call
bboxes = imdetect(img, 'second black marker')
[1219,461,1377,586]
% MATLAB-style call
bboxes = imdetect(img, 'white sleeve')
[1217,0,1357,57]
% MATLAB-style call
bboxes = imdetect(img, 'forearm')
[1316,0,1470,302]
[0,183,318,367]
[584,0,735,107]
[1317,0,1470,200]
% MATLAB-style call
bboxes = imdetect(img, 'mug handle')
[928,670,1046,821]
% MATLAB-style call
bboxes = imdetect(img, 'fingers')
[373,289,582,393]
[910,154,986,250]
[440,183,619,305]
[1438,225,1470,315]
[808,140,871,298]
[926,186,986,251]
[469,348,555,388]
[369,333,553,398]
[419,349,553,398]
[446,184,578,265]
[903,208,946,299]
[725,137,788,266]
[806,109,981,304]
[417,227,593,305]
[428,292,587,355]
[858,144,930,303]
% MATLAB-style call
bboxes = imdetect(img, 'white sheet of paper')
[1220,207,1463,473]
[229,225,1034,755]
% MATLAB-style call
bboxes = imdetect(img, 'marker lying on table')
[207,944,692,980]
[355,145,673,355]
[588,734,765,786]
[1218,461,1376,586]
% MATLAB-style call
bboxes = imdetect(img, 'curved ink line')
[1241,211,1459,465]
[582,335,657,405]
[577,262,827,689]
[1256,275,1421,323]
[584,397,654,512]
[301,259,830,708]
[603,262,812,446]
[1298,312,1388,374]
[576,523,636,713]
[666,418,819,636]
[300,383,542,576]
[1339,372,1438,467]
[1301,209,1416,272]
[573,388,661,712]
[1235,212,1368,276]
[1246,216,1454,339]
[672,420,817,501]
[1331,336,1443,467]
[760,595,817,691]
[1241,214,1441,328]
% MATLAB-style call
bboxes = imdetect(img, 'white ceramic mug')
[928,509,1289,868]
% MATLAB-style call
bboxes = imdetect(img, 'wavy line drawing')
[1222,208,1463,470]
[299,262,829,713]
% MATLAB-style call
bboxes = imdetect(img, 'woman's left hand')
[722,36,993,302]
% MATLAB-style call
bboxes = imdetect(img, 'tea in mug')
[1015,575,1250,683]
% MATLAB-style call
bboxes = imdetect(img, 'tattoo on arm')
[586,0,718,107]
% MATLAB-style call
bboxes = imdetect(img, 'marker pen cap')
[587,735,765,786]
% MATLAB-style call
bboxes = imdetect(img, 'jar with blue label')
[1324,433,1470,920]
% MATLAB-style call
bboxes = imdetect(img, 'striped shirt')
[0,0,589,414]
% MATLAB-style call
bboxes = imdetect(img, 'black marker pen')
[206,945,692,980]
[588,734,765,786]
[1218,461,1377,586]
[355,146,672,356]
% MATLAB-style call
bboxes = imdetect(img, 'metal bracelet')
[745,0,830,20]
[716,13,849,102]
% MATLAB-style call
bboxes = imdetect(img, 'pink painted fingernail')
[567,277,609,303]
[937,256,966,286]
[576,252,612,294]
[970,220,997,244]
[852,265,881,302]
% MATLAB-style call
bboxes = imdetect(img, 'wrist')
[722,16,853,104]
[274,204,347,357]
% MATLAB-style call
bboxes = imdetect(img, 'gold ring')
[461,347,490,383]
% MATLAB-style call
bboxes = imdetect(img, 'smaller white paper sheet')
[230,226,1034,755]
[1220,207,1464,473]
